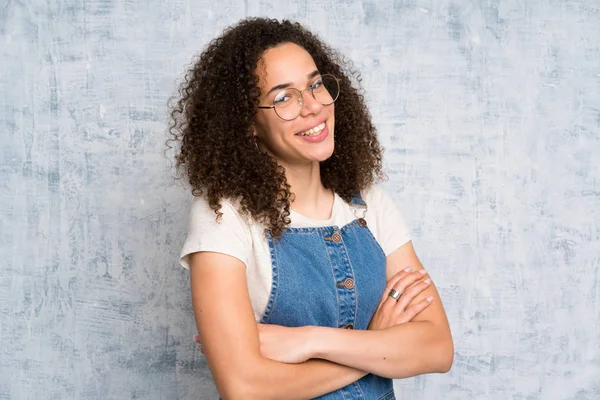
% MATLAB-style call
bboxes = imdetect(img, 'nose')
[299,89,323,117]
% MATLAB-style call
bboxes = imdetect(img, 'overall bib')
[260,194,395,400]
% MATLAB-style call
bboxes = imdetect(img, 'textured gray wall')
[1,0,599,399]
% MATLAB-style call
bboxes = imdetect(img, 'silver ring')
[388,289,401,300]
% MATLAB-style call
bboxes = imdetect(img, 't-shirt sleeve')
[179,196,252,269]
[365,185,412,256]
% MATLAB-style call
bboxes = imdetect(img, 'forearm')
[310,321,453,379]
[226,357,367,400]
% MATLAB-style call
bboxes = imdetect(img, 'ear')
[249,126,260,144]
[251,124,262,140]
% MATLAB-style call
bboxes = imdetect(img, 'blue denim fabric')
[259,194,395,400]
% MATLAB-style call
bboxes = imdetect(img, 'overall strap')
[350,192,368,220]
[350,192,367,208]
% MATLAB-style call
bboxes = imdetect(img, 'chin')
[320,133,335,160]
[311,144,335,162]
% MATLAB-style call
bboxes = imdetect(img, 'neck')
[283,161,333,219]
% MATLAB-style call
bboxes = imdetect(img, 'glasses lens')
[272,75,340,120]
[273,89,303,120]
[313,75,340,105]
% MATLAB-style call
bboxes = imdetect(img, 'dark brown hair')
[168,17,385,237]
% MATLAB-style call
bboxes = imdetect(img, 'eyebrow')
[266,70,321,96]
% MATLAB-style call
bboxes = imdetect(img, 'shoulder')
[180,195,254,269]
[360,184,412,256]
[188,195,250,227]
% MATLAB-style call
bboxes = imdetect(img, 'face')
[254,42,335,168]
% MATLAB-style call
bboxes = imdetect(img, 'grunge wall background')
[1,1,599,398]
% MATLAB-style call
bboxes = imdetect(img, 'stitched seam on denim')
[283,226,336,233]
[340,386,348,400]
[339,228,359,329]
[355,380,365,398]
[260,232,280,323]
[339,219,360,234]
[379,390,395,400]
[322,229,341,328]
[362,225,386,258]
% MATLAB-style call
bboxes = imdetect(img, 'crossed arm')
[189,241,453,400]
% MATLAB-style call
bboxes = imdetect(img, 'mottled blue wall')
[1,1,599,399]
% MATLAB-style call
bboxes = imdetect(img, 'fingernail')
[404,266,413,272]
[419,269,428,275]
[424,279,431,284]
[426,296,434,302]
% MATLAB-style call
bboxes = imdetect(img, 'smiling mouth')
[296,122,326,137]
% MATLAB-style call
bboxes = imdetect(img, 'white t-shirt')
[179,185,412,321]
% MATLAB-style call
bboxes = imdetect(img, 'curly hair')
[168,17,385,238]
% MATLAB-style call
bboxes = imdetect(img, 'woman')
[170,18,453,400]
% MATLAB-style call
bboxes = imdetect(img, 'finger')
[396,296,434,324]
[379,268,412,303]
[387,269,429,302]
[379,266,415,304]
[394,278,432,312]
[403,275,429,292]
[380,271,428,310]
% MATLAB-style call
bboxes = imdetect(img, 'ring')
[388,289,401,300]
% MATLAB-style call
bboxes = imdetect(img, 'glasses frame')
[257,74,341,121]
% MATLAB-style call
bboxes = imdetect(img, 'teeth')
[298,122,325,136]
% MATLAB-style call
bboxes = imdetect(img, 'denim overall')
[260,194,395,400]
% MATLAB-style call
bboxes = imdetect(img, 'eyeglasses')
[258,74,340,121]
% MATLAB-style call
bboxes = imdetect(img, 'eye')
[274,90,294,105]
[310,78,324,90]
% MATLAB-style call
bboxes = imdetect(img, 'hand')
[256,323,313,364]
[193,325,313,364]
[193,334,205,354]
[368,267,433,330]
